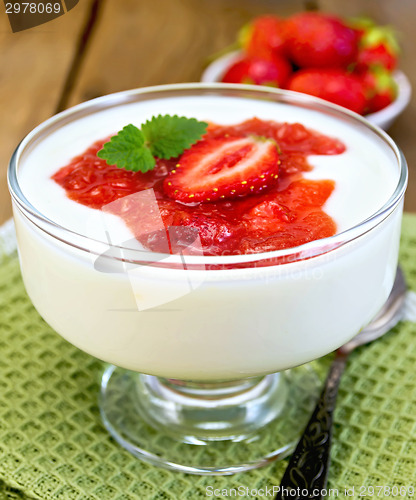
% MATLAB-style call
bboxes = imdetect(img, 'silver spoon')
[275,267,407,500]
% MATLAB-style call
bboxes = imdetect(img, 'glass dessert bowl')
[8,84,407,474]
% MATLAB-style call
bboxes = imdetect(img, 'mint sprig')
[97,115,208,172]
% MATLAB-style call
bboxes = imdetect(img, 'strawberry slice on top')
[163,135,280,203]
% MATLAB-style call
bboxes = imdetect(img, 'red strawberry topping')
[53,120,345,257]
[163,136,280,203]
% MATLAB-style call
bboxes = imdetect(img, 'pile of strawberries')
[221,12,400,115]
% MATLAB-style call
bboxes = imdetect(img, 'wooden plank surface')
[1,0,415,225]
[66,0,307,103]
[0,1,92,224]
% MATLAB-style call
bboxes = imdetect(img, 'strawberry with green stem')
[355,26,399,72]
[360,66,398,113]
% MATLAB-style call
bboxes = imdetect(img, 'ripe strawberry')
[221,54,291,87]
[163,136,280,203]
[357,44,397,72]
[360,67,398,113]
[288,69,367,115]
[355,26,399,72]
[284,12,358,68]
[239,15,287,59]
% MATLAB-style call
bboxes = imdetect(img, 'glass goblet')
[8,84,407,474]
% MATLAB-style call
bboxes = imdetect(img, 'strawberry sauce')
[52,118,345,256]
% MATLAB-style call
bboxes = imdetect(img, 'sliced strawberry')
[163,136,280,203]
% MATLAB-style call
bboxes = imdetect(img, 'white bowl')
[201,51,412,130]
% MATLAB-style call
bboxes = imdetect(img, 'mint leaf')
[97,115,207,172]
[141,115,208,159]
[123,146,155,172]
[97,124,155,172]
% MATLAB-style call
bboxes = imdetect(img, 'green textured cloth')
[0,215,415,499]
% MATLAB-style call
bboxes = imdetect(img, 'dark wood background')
[1,0,415,225]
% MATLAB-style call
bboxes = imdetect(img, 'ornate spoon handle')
[275,352,348,500]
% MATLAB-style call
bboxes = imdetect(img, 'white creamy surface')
[18,95,399,242]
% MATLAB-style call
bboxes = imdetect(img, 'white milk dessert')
[9,85,406,380]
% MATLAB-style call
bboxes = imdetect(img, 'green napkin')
[0,215,415,499]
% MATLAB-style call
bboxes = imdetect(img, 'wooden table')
[1,0,415,225]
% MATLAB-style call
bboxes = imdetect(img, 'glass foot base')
[100,365,321,475]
